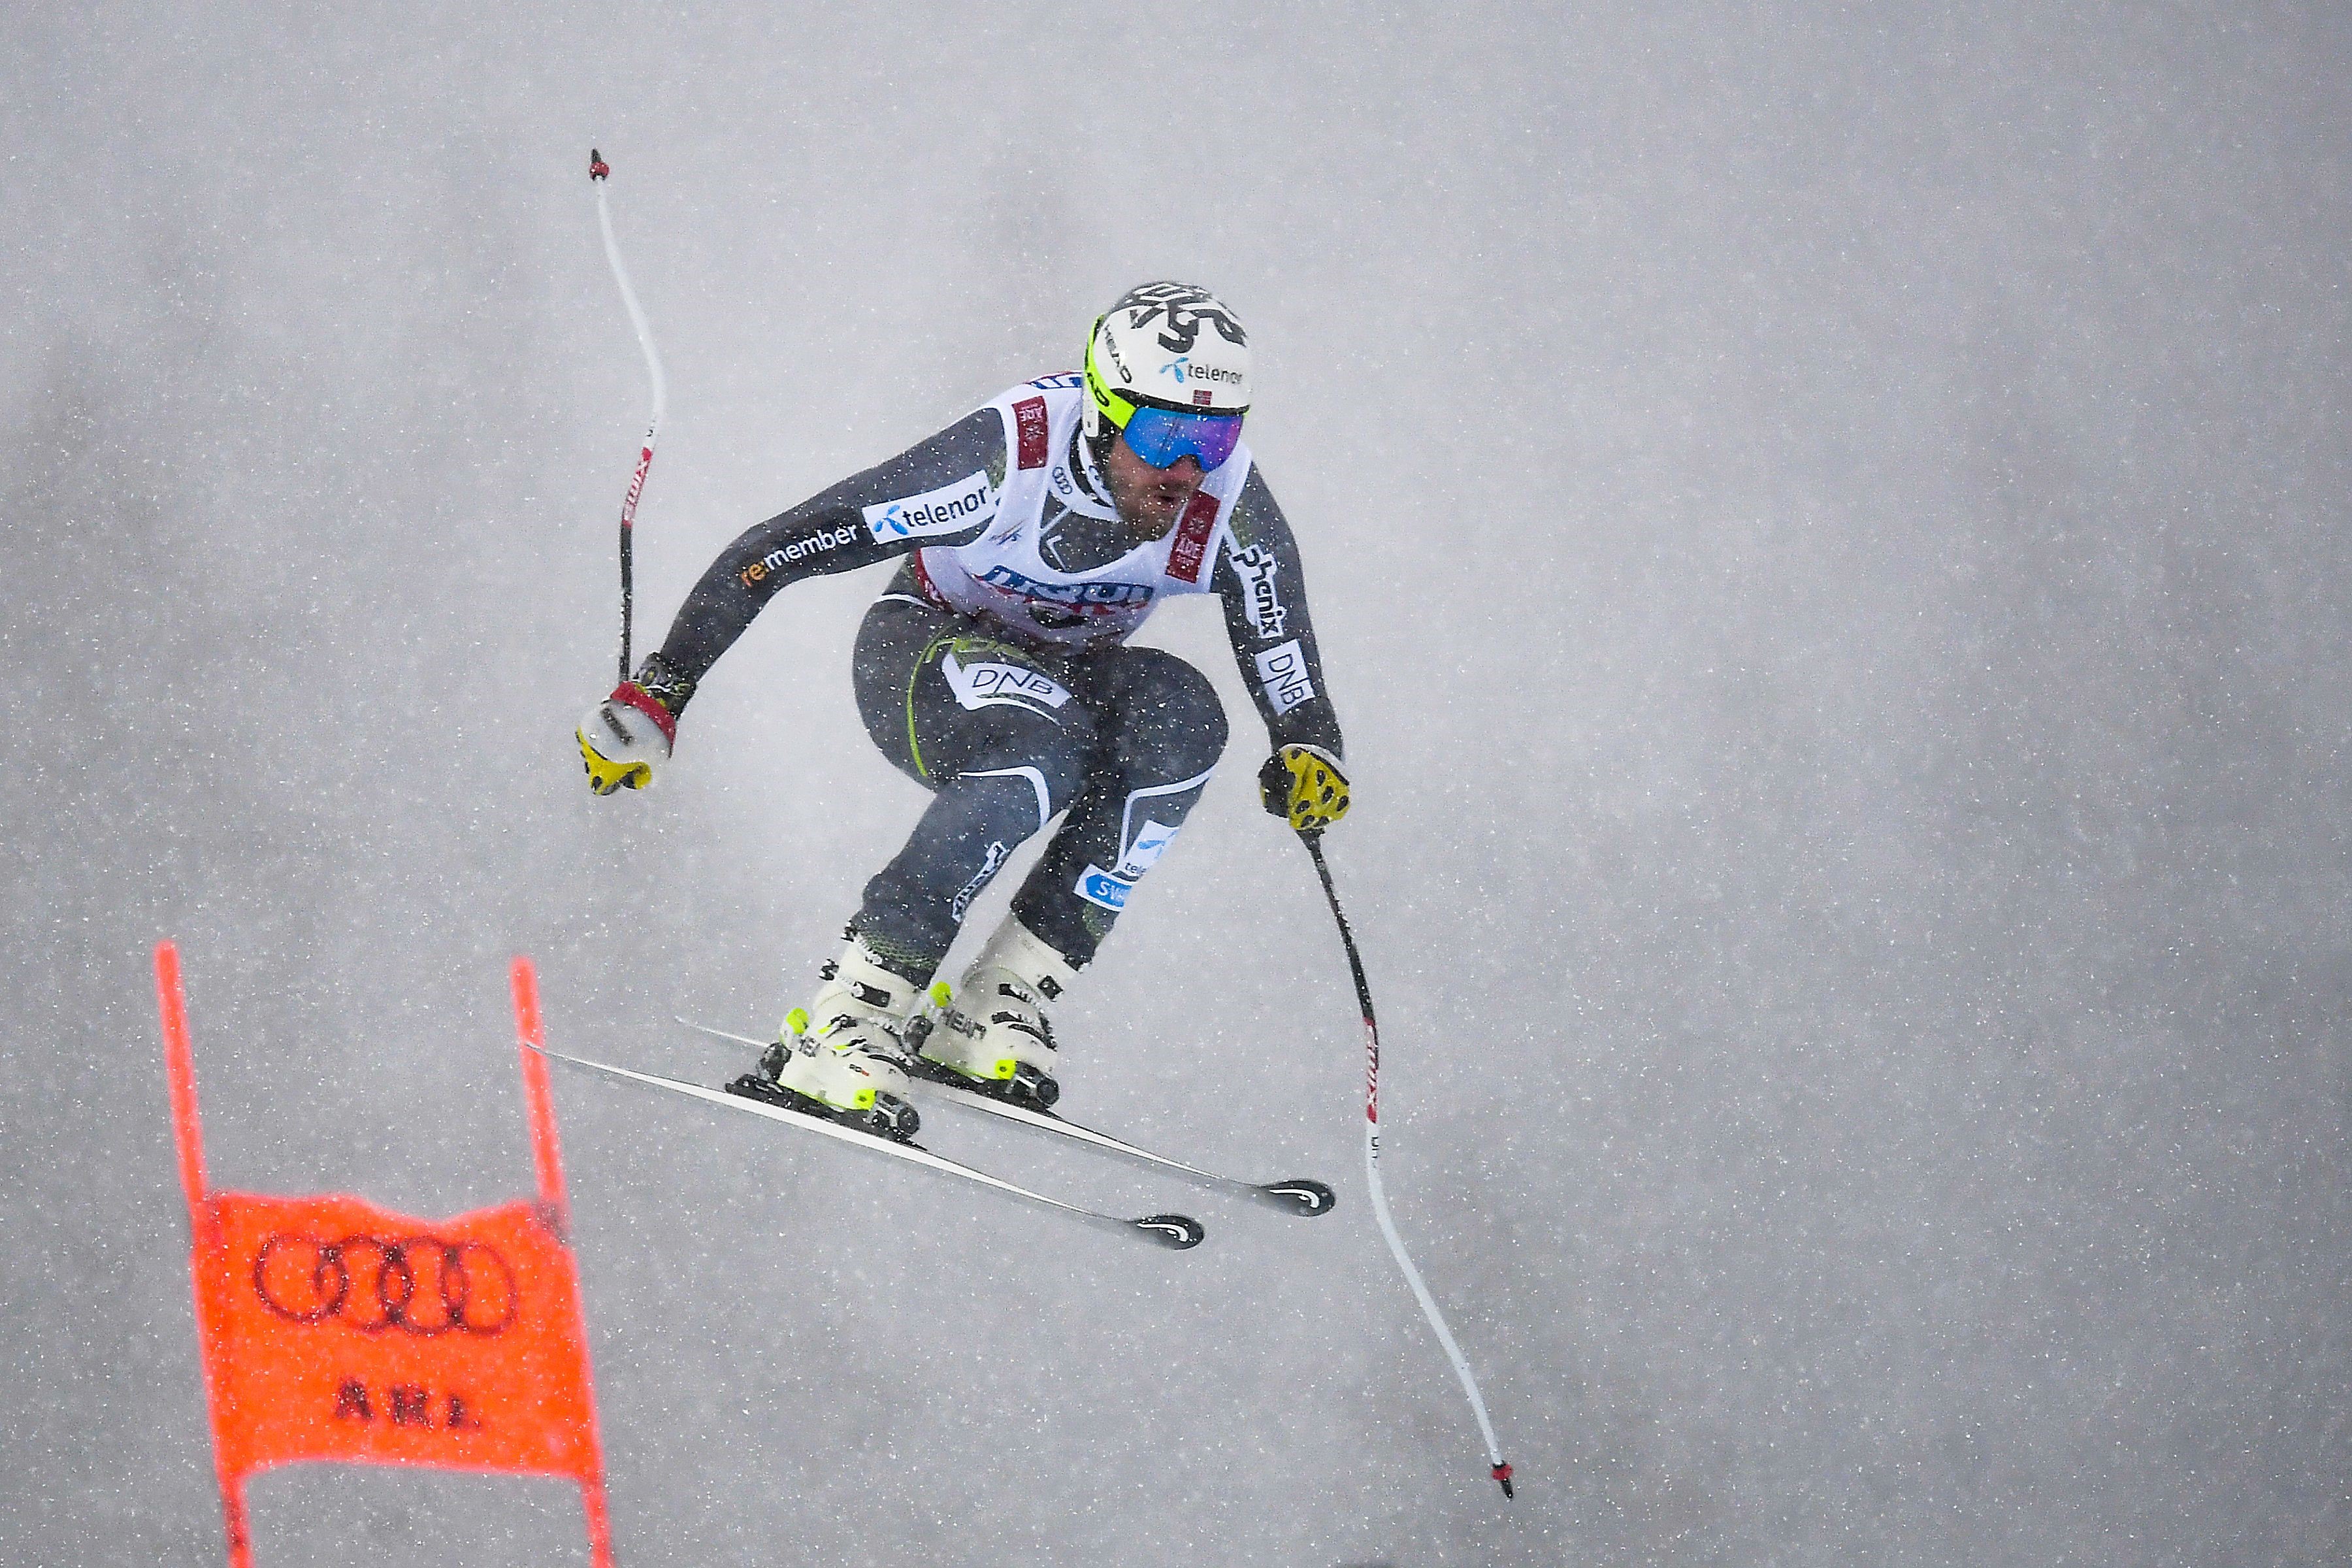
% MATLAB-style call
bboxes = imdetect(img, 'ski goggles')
[1115,403,1245,471]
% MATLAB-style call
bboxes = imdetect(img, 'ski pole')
[1299,829,1515,1499]
[588,148,667,684]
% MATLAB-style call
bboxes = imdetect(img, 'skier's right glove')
[577,655,694,795]
[1260,743,1350,834]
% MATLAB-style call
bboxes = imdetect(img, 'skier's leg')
[845,591,1095,980]
[762,592,1092,1122]
[1009,645,1229,965]
[924,647,1226,1105]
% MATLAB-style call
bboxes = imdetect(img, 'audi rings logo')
[252,1233,520,1337]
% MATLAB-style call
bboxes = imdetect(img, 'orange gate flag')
[157,941,617,1567]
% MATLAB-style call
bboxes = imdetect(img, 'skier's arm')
[1212,468,1345,758]
[653,408,1007,701]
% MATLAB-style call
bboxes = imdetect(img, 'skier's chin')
[1125,485,1194,539]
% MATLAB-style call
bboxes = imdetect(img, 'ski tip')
[1492,1461,1514,1499]
[1133,1213,1207,1250]
[1256,1178,1337,1218]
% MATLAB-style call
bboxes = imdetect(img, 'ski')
[525,1041,1205,1250]
[676,1019,1337,1219]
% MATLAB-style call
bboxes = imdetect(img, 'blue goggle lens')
[1119,404,1244,470]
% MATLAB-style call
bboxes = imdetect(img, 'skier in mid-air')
[576,282,1350,1139]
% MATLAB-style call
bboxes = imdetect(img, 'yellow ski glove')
[578,680,677,795]
[1259,743,1351,834]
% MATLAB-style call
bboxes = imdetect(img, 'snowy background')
[7,4,2349,1564]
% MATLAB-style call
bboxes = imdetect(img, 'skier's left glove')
[1260,743,1350,834]
[577,654,694,795]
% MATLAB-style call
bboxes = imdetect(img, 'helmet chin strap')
[1071,420,1118,506]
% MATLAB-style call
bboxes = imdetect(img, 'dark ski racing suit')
[650,373,1343,980]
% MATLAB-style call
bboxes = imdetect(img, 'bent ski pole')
[589,148,667,683]
[1299,829,1515,1499]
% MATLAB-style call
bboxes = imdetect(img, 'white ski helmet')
[1081,282,1251,466]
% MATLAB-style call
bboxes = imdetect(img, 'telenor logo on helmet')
[1158,357,1245,387]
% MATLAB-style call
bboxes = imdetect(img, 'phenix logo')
[862,470,998,544]
[1232,544,1287,638]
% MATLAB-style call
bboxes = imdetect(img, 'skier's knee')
[1124,652,1228,777]
[949,686,1096,834]
[955,748,1085,840]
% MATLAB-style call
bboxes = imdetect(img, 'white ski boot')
[920,917,1076,1108]
[755,933,924,1141]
